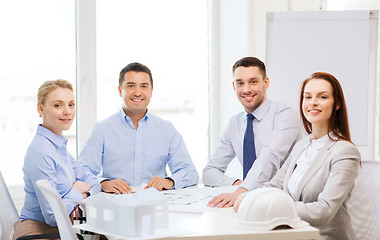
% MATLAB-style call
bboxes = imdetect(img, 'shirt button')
[133,130,136,133]
[136,177,139,180]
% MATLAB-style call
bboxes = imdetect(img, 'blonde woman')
[13,80,101,239]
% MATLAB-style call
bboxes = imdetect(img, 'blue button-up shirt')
[19,125,101,226]
[79,108,199,189]
[203,99,302,190]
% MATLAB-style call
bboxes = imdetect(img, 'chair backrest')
[347,160,380,240]
[36,179,78,240]
[0,171,20,240]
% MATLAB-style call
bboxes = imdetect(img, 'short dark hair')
[232,57,266,78]
[119,62,153,87]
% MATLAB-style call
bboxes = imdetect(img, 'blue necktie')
[243,114,256,179]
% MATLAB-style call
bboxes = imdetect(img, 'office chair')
[36,179,85,240]
[0,171,60,240]
[347,160,380,240]
[0,171,19,240]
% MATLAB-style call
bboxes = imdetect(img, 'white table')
[74,207,319,240]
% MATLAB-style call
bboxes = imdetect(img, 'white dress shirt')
[287,134,330,200]
[203,99,301,190]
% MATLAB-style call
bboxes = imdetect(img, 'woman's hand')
[69,206,80,224]
[72,180,92,196]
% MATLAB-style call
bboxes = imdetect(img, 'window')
[1,0,208,186]
[96,0,209,173]
[0,0,76,185]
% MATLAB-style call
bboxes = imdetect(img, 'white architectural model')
[86,188,168,237]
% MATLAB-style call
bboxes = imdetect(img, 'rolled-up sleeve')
[203,119,238,187]
[166,123,199,189]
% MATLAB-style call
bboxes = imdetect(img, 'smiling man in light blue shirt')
[79,62,199,194]
[204,57,301,208]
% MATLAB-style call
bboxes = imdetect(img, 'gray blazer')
[266,135,360,240]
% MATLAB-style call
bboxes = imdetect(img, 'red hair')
[299,72,351,142]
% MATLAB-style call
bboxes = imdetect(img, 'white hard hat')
[235,187,308,231]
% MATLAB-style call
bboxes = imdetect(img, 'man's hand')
[101,178,133,194]
[233,180,242,186]
[145,176,174,191]
[233,193,246,212]
[207,187,248,208]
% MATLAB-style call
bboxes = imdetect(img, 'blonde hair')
[37,79,74,105]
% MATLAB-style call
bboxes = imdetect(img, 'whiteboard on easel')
[266,10,378,160]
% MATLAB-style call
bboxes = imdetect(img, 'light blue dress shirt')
[203,99,302,190]
[79,108,199,189]
[19,125,101,227]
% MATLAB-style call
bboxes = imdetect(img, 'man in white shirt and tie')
[204,57,301,208]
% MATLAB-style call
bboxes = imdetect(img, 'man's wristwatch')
[85,192,91,198]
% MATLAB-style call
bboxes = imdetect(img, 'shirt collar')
[306,132,333,150]
[244,98,270,122]
[37,124,67,148]
[119,107,150,123]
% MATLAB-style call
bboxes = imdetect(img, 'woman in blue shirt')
[13,79,101,240]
